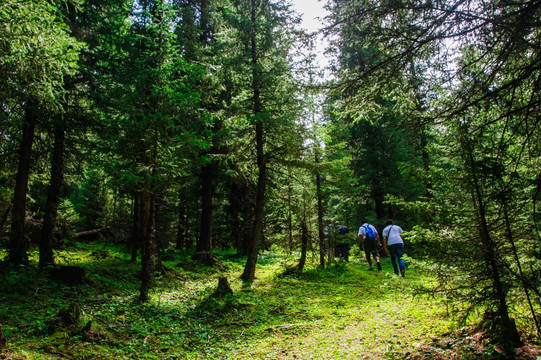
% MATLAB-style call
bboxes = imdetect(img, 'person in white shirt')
[382,219,406,277]
[358,219,382,271]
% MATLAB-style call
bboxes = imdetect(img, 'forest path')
[4,249,533,359]
[214,255,461,360]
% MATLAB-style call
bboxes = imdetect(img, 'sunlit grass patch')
[1,243,535,359]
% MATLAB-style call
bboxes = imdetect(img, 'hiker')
[382,219,406,277]
[324,223,333,258]
[358,219,382,270]
[335,224,350,261]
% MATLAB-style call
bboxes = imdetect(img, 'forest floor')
[1,242,540,359]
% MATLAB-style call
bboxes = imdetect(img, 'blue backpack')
[364,225,376,240]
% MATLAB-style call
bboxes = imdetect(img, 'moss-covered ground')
[0,243,539,359]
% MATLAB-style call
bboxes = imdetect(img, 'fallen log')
[266,323,312,331]
[74,227,110,237]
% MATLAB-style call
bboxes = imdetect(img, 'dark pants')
[363,237,379,260]
[388,243,405,274]
[335,243,350,261]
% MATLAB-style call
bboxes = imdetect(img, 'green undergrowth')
[0,243,537,359]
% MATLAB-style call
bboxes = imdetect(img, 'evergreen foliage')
[323,0,541,353]
[0,0,540,354]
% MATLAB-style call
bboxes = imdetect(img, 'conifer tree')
[0,0,82,265]
[324,0,541,352]
[98,0,199,301]
[221,0,301,280]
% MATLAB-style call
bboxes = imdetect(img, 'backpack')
[364,225,376,240]
[339,225,349,234]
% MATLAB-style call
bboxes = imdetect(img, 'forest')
[1,0,540,358]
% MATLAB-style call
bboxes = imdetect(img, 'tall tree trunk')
[0,204,12,236]
[191,0,217,265]
[230,179,252,255]
[533,172,541,268]
[315,153,326,268]
[464,136,522,354]
[241,0,265,281]
[153,194,166,274]
[408,59,432,198]
[131,193,140,263]
[287,180,293,254]
[199,0,211,45]
[39,116,66,267]
[186,195,199,250]
[297,219,308,272]
[139,190,155,302]
[374,186,385,223]
[176,191,186,250]
[229,181,244,254]
[242,142,266,280]
[502,196,540,337]
[420,127,432,197]
[8,100,38,265]
[297,191,309,271]
[193,164,215,265]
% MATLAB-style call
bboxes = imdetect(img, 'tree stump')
[213,276,233,297]
[46,303,82,332]
[58,303,81,327]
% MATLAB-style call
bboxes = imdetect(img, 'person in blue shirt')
[358,219,382,270]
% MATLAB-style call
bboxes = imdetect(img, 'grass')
[0,243,538,359]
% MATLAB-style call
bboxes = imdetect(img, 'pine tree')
[221,0,301,280]
[324,0,541,352]
[0,0,82,265]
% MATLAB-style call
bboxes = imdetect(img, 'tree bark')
[420,127,432,197]
[242,142,266,280]
[229,179,252,255]
[0,204,12,236]
[241,0,265,281]
[139,190,155,302]
[315,153,326,268]
[175,191,186,250]
[297,219,308,272]
[408,59,432,198]
[193,163,215,265]
[186,195,198,250]
[287,180,293,254]
[8,100,38,265]
[40,116,66,267]
[229,181,243,253]
[199,0,211,45]
[502,196,540,337]
[374,185,385,223]
[191,0,217,265]
[465,135,522,354]
[131,193,140,263]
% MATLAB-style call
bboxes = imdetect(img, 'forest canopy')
[1,0,540,358]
